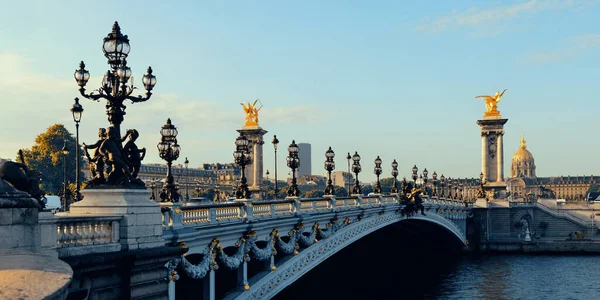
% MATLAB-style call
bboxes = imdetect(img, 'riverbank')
[480,240,600,254]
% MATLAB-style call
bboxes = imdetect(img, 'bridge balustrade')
[39,212,121,257]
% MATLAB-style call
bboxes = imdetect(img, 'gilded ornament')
[240,99,263,127]
[475,89,507,117]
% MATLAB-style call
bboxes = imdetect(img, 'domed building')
[510,133,536,178]
[505,133,597,201]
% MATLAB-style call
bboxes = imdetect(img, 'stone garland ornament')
[216,234,252,270]
[247,229,278,262]
[297,223,319,248]
[180,239,219,279]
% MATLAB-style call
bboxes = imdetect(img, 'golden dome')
[512,133,534,162]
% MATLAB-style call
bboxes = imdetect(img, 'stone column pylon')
[477,117,508,200]
[237,127,267,200]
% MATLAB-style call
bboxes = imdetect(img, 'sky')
[0,0,599,182]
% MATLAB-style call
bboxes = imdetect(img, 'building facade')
[506,134,596,201]
[297,143,311,177]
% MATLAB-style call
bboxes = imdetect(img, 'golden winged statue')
[475,89,507,117]
[240,99,263,127]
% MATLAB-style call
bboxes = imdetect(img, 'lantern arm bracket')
[79,87,104,102]
[126,91,152,103]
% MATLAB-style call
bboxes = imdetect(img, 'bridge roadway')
[160,194,472,300]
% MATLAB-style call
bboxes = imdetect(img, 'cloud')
[0,53,72,93]
[0,52,325,162]
[416,0,585,33]
[526,33,600,64]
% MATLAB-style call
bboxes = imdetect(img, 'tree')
[304,189,324,198]
[379,177,396,193]
[334,186,348,197]
[362,184,374,195]
[19,124,85,196]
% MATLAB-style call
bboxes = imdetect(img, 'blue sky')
[0,0,599,182]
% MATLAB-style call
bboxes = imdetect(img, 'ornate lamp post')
[286,140,300,197]
[448,178,453,199]
[411,165,418,186]
[351,152,362,195]
[373,156,382,194]
[272,135,279,198]
[477,172,486,198]
[74,22,156,139]
[184,157,190,201]
[346,152,352,194]
[74,22,156,188]
[157,119,181,202]
[422,168,429,195]
[234,133,252,199]
[61,141,70,211]
[454,179,459,200]
[324,147,335,196]
[266,169,270,199]
[440,174,446,197]
[149,179,156,200]
[70,97,83,201]
[390,159,399,194]
[432,171,438,196]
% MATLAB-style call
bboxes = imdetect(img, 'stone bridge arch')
[231,211,467,300]
[169,205,469,300]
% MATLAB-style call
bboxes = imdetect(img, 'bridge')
[32,192,470,300]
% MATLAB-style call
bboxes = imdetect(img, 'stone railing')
[161,195,470,230]
[39,212,122,257]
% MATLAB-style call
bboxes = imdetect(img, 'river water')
[274,222,600,300]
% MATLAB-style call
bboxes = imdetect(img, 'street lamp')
[184,157,190,201]
[432,171,438,197]
[412,165,418,186]
[234,133,252,199]
[390,159,399,194]
[149,179,156,200]
[286,140,300,197]
[70,97,83,201]
[422,168,429,195]
[272,135,279,198]
[346,152,352,195]
[324,147,335,196]
[440,174,446,198]
[157,119,181,202]
[373,156,382,194]
[477,172,486,198]
[74,21,156,138]
[61,141,70,211]
[448,178,453,199]
[266,169,270,199]
[74,22,156,186]
[351,152,362,195]
[454,179,459,200]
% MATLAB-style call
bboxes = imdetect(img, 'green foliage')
[304,189,324,198]
[19,124,85,196]
[379,177,396,193]
[362,184,374,195]
[588,184,600,194]
[334,186,348,197]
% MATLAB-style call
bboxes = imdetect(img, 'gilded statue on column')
[240,99,263,127]
[475,89,507,117]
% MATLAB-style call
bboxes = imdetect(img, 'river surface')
[276,254,600,300]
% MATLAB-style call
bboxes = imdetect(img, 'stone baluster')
[209,207,217,223]
[203,269,216,300]
[237,258,250,291]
